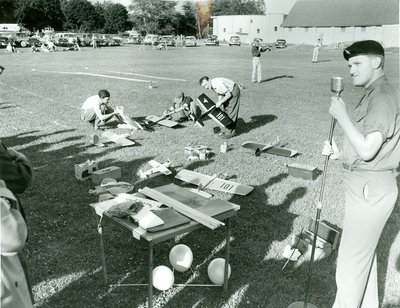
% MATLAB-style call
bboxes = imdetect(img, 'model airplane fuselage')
[138,160,172,179]
[175,169,253,196]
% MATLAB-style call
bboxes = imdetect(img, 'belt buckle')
[342,163,353,171]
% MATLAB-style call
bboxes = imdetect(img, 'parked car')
[185,36,197,47]
[275,39,287,48]
[158,35,175,47]
[205,35,219,46]
[143,34,159,45]
[12,32,40,47]
[253,38,272,51]
[127,35,142,44]
[0,35,10,48]
[54,33,77,46]
[229,35,241,46]
[76,33,93,46]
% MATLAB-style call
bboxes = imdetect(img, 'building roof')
[282,0,399,27]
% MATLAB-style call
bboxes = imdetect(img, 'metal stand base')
[287,301,319,308]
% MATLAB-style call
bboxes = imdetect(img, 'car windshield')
[231,36,239,39]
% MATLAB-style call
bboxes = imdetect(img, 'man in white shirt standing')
[80,89,122,129]
[199,76,241,139]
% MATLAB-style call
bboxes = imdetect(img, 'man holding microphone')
[323,40,400,307]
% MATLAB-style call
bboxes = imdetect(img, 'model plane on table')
[138,159,172,179]
[242,137,298,157]
[175,169,253,196]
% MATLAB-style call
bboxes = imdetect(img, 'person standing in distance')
[251,38,267,83]
[322,40,400,307]
[312,38,322,63]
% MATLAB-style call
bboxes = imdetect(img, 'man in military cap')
[323,40,400,307]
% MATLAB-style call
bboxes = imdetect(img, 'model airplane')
[138,159,172,179]
[92,131,135,147]
[175,169,254,196]
[196,93,234,128]
[242,137,298,157]
[118,113,144,130]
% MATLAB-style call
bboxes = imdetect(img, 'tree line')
[0,0,265,36]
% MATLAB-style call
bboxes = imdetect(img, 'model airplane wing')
[175,169,253,196]
[242,137,280,156]
[119,113,144,130]
[101,131,135,147]
[145,115,179,128]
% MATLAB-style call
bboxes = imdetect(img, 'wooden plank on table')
[139,187,224,229]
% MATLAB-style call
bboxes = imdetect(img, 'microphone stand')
[288,85,341,308]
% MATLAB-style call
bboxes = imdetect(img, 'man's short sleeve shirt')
[81,95,102,115]
[342,76,400,170]
[210,78,235,95]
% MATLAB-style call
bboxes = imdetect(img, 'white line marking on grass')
[137,237,234,308]
[221,284,250,308]
[0,82,54,102]
[103,70,187,82]
[33,270,87,307]
[41,71,152,83]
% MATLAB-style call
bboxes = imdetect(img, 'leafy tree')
[15,0,65,30]
[103,2,130,33]
[175,1,197,36]
[0,0,17,23]
[128,0,177,35]
[213,0,265,15]
[196,0,212,38]
[63,0,97,31]
[93,2,106,32]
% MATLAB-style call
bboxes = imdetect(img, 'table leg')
[148,241,154,308]
[223,218,231,292]
[97,216,108,283]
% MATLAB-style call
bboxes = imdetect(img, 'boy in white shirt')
[80,89,123,129]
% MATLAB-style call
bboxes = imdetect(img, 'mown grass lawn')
[0,44,399,308]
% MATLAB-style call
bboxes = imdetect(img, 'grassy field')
[0,43,399,308]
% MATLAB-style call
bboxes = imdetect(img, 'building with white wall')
[212,14,286,45]
[282,0,399,47]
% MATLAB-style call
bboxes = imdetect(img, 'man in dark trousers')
[323,40,400,307]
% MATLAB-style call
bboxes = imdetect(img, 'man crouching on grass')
[80,89,123,130]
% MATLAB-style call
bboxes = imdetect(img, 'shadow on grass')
[259,75,294,83]
[235,114,278,136]
[0,102,20,110]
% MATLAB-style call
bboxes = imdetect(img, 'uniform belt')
[342,163,394,173]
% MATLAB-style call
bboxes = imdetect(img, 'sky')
[105,0,298,15]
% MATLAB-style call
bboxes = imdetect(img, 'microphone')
[331,76,344,98]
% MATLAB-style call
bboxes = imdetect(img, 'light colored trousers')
[252,57,261,82]
[312,47,319,62]
[333,169,397,308]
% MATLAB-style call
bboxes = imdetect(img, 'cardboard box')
[91,166,121,185]
[287,163,318,180]
[74,160,98,181]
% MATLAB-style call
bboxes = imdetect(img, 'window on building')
[257,29,260,34]
[250,19,253,23]
[223,28,226,33]
[305,27,309,32]
[274,26,278,31]
[341,27,346,32]
[361,26,366,32]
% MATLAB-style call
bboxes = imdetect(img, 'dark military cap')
[343,40,384,61]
